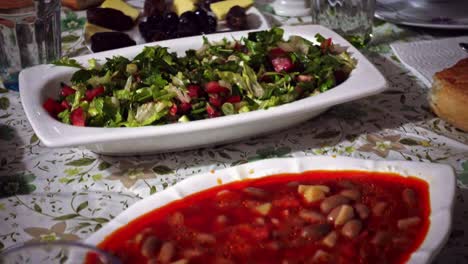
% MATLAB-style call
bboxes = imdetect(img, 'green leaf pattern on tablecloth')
[0,5,467,263]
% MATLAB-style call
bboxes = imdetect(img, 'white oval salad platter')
[84,156,455,264]
[19,25,386,155]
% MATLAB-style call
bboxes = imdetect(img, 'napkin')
[391,36,468,87]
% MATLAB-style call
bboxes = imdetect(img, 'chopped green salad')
[44,28,356,127]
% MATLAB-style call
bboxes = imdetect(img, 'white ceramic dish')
[376,0,468,30]
[84,156,456,264]
[84,6,271,52]
[19,25,387,155]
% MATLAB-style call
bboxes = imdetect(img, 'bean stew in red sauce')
[89,171,430,264]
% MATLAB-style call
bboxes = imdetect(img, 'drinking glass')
[311,0,376,48]
[0,0,62,91]
[0,241,121,264]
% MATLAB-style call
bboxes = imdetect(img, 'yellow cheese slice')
[173,0,196,16]
[84,22,113,42]
[100,0,140,21]
[210,0,254,20]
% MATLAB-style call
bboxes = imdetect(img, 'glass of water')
[0,0,61,91]
[0,241,121,264]
[311,0,375,48]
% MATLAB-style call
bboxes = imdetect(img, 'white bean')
[402,188,417,207]
[372,202,388,217]
[320,195,350,213]
[340,189,361,201]
[158,242,175,264]
[341,220,362,239]
[397,216,421,230]
[354,203,370,219]
[322,231,338,248]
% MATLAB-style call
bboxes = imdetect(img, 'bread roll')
[429,58,468,132]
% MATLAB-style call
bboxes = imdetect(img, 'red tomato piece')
[70,107,86,126]
[169,103,178,116]
[205,81,229,94]
[271,57,293,72]
[206,104,220,118]
[43,98,65,117]
[187,85,202,98]
[269,47,287,58]
[321,38,333,53]
[226,95,241,103]
[85,86,105,101]
[60,84,76,97]
[209,94,224,108]
[61,100,70,110]
[180,102,192,113]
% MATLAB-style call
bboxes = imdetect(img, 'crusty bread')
[429,58,468,132]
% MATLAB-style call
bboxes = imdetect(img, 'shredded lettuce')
[50,27,355,127]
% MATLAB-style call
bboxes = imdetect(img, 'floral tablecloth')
[1,3,468,263]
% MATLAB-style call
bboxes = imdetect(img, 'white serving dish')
[19,25,387,155]
[84,156,456,264]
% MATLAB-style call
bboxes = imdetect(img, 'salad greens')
[45,27,356,127]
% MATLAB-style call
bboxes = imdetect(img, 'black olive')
[226,6,247,30]
[91,32,136,52]
[179,11,200,36]
[147,14,164,27]
[179,11,197,24]
[194,8,209,21]
[206,15,217,33]
[165,30,180,39]
[149,30,168,42]
[164,12,179,25]
[87,7,134,31]
[178,21,199,37]
[138,21,152,41]
[194,9,210,34]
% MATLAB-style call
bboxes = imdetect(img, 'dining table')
[0,1,467,263]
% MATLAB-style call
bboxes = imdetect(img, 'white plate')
[84,5,270,52]
[19,25,387,155]
[84,156,456,264]
[376,0,468,30]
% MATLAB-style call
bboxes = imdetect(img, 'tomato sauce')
[89,171,430,264]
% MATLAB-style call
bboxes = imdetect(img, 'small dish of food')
[84,0,269,52]
[20,25,386,154]
[84,156,456,264]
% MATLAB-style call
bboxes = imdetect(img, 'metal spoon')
[460,42,468,53]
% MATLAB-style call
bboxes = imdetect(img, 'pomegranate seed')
[70,107,86,126]
[169,103,178,116]
[60,85,76,97]
[209,94,224,107]
[271,57,293,72]
[226,95,241,103]
[206,104,220,118]
[187,85,202,98]
[269,47,287,58]
[205,81,229,94]
[180,102,192,113]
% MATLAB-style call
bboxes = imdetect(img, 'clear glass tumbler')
[0,241,121,264]
[0,0,61,91]
[311,0,375,48]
